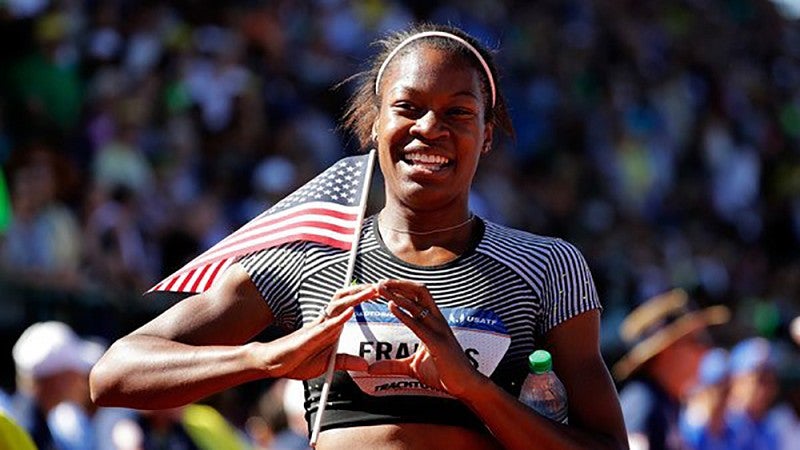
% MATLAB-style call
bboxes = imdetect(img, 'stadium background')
[1,0,799,430]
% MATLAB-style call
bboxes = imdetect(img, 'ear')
[481,124,494,155]
[371,121,379,144]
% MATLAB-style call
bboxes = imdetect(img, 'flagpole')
[309,149,376,448]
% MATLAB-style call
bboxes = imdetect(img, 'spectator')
[679,347,735,449]
[109,404,251,450]
[273,379,310,450]
[725,337,789,450]
[91,109,156,198]
[110,407,197,450]
[614,289,730,450]
[5,12,82,135]
[83,184,157,293]
[245,380,313,449]
[9,320,139,450]
[10,321,96,449]
[1,148,83,289]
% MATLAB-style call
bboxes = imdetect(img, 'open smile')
[401,152,453,172]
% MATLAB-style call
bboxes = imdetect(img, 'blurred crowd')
[1,320,309,449]
[1,0,799,448]
[615,289,800,450]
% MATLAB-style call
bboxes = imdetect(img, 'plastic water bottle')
[518,350,568,423]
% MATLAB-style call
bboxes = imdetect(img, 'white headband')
[374,31,496,107]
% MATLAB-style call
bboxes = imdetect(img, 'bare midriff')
[316,423,504,450]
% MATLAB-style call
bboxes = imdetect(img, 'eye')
[447,107,477,118]
[394,101,414,111]
[392,101,424,119]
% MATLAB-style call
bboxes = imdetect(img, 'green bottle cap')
[528,350,553,374]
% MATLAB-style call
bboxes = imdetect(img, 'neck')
[381,213,474,236]
[376,208,477,265]
[378,203,474,234]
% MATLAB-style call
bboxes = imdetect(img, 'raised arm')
[90,263,375,409]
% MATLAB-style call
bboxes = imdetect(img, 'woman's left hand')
[367,279,487,398]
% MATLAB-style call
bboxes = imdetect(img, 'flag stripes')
[148,153,374,295]
[149,205,361,293]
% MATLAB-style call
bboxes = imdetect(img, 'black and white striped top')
[239,215,601,431]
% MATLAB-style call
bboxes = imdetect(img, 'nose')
[410,110,447,140]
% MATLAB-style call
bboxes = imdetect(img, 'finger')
[378,278,425,291]
[367,358,414,377]
[312,305,356,338]
[379,287,416,306]
[335,353,369,372]
[321,306,355,328]
[387,300,430,335]
[384,293,418,315]
[379,280,435,308]
[378,280,420,305]
[297,308,356,360]
[381,287,440,323]
[341,283,381,303]
[388,298,413,317]
[322,286,380,319]
[378,279,423,299]
[332,282,379,300]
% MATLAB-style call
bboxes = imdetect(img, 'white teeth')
[405,152,450,165]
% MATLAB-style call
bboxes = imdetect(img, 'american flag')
[149,152,375,294]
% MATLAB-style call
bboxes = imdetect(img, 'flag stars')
[151,154,371,294]
[264,156,369,209]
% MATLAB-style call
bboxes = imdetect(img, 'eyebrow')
[390,86,480,101]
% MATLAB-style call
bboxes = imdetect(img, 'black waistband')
[304,371,490,433]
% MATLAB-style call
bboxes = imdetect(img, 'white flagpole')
[309,149,376,447]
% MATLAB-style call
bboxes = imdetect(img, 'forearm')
[90,334,265,409]
[89,268,374,410]
[460,375,626,450]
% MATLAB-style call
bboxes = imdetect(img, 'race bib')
[339,303,511,397]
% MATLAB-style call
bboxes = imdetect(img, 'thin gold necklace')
[380,213,475,236]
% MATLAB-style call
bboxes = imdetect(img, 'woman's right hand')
[90,265,380,409]
[253,283,380,380]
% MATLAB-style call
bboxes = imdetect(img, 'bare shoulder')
[133,263,275,345]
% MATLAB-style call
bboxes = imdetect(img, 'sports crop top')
[239,215,601,433]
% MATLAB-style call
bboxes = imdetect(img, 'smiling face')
[374,44,493,212]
